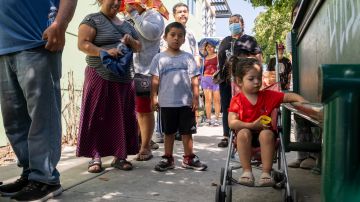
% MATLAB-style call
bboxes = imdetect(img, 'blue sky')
[215,0,265,37]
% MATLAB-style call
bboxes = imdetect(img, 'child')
[228,57,307,186]
[149,22,207,172]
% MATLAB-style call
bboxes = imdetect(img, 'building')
[0,0,231,147]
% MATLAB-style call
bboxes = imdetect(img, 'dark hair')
[230,14,244,24]
[230,57,262,81]
[173,3,188,14]
[164,22,186,37]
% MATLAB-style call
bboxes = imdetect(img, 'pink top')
[203,57,218,76]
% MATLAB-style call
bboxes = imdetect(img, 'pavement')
[0,125,321,202]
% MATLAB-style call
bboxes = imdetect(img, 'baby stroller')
[214,81,297,202]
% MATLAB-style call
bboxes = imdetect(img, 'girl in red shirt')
[228,57,307,187]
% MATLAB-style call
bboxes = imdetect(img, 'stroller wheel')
[272,171,286,189]
[220,167,232,185]
[215,185,225,202]
[225,185,232,202]
[282,188,297,202]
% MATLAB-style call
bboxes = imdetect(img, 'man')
[156,2,200,142]
[125,2,165,161]
[0,0,77,201]
[265,43,292,90]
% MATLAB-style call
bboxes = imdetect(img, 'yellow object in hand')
[260,115,272,125]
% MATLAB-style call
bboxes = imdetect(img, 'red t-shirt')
[203,57,218,76]
[228,90,284,123]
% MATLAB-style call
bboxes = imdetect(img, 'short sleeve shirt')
[228,90,284,123]
[149,51,200,107]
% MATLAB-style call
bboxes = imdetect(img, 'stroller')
[215,43,297,202]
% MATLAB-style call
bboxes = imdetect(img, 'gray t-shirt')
[130,9,164,75]
[149,51,200,107]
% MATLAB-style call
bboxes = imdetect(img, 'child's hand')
[252,117,271,131]
[191,97,199,112]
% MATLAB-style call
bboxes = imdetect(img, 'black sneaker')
[217,138,228,148]
[10,181,62,202]
[182,155,207,171]
[154,156,175,172]
[0,176,29,197]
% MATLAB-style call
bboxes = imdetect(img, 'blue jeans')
[219,82,231,137]
[0,46,62,184]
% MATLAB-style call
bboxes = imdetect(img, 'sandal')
[217,138,228,148]
[238,171,255,187]
[88,159,103,173]
[134,151,153,161]
[258,172,275,187]
[111,159,133,171]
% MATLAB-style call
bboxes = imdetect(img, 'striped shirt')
[80,12,139,83]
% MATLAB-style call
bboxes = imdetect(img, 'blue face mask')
[229,23,243,35]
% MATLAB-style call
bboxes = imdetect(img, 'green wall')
[297,0,360,101]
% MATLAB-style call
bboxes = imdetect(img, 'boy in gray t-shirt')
[150,22,207,172]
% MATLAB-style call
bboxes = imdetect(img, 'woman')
[217,14,261,147]
[77,0,141,173]
[201,42,221,126]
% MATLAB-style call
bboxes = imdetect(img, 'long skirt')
[76,67,139,159]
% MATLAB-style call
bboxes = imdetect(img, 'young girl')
[228,57,307,186]
[150,22,207,172]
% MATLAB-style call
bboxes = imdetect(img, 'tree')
[246,0,297,62]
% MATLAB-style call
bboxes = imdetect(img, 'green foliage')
[245,0,297,62]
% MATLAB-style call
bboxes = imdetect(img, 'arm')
[191,76,199,112]
[283,92,308,103]
[78,24,101,56]
[129,10,164,41]
[78,24,122,57]
[228,112,264,131]
[151,75,160,111]
[43,0,78,51]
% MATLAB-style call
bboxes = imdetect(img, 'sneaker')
[154,132,164,143]
[0,176,29,197]
[182,155,207,171]
[150,140,159,150]
[212,119,221,127]
[10,181,62,202]
[217,138,228,148]
[154,156,175,172]
[205,119,211,126]
[288,159,302,168]
[300,157,316,169]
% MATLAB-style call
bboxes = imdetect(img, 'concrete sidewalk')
[0,126,320,202]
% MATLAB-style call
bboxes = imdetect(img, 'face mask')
[229,23,243,35]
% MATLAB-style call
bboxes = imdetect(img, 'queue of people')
[0,0,316,201]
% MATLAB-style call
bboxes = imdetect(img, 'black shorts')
[160,106,197,135]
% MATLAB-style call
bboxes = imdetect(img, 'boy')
[150,22,207,172]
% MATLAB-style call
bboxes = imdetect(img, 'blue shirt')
[0,0,60,55]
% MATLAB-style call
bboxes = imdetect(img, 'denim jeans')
[0,46,62,184]
[219,82,231,137]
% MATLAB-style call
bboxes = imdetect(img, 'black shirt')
[267,57,292,90]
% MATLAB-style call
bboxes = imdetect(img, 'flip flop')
[258,172,275,187]
[111,159,133,171]
[238,171,255,187]
[135,151,153,161]
[88,159,103,173]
